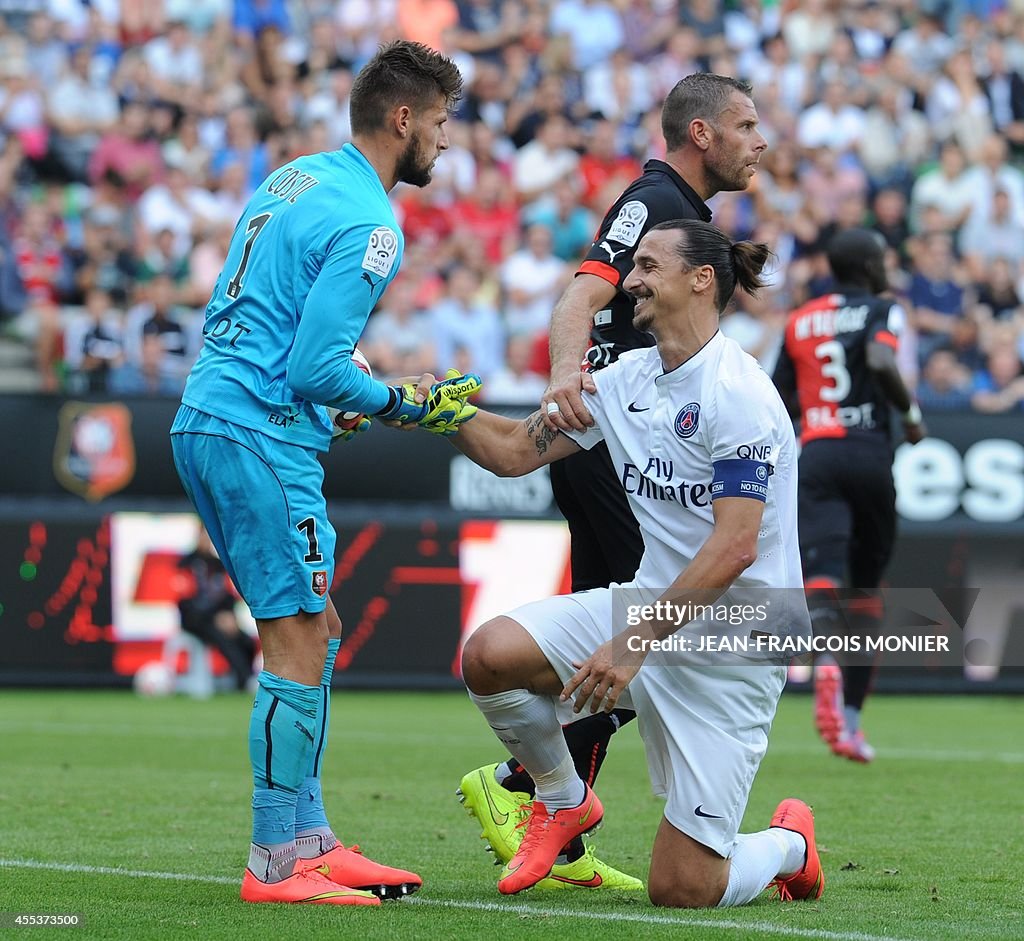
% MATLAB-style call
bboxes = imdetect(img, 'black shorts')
[549,440,643,592]
[798,437,896,589]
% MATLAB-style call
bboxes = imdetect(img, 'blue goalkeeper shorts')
[170,405,336,619]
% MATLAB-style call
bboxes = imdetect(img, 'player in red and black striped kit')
[456,74,768,887]
[772,228,926,763]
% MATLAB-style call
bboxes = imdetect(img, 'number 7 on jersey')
[226,212,272,299]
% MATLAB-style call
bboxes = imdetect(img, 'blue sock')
[295,639,340,845]
[249,670,321,846]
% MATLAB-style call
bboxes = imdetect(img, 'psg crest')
[674,402,701,439]
[53,402,137,501]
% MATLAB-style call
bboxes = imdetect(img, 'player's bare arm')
[542,273,616,433]
[562,496,764,715]
[451,408,581,477]
[865,340,926,444]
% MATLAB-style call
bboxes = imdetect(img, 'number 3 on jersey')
[814,340,851,402]
[226,212,272,299]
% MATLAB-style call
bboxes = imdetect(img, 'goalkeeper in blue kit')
[170,41,477,906]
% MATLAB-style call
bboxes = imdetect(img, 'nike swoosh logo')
[480,771,509,826]
[550,872,603,887]
[628,403,650,413]
[694,804,724,819]
[578,793,596,826]
[313,864,331,876]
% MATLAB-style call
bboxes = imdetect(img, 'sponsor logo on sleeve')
[599,240,628,264]
[736,444,773,460]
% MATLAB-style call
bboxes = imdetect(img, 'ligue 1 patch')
[674,402,700,439]
[606,200,648,247]
[362,226,399,279]
[311,570,328,597]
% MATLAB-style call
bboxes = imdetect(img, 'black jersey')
[773,288,905,445]
[577,160,711,370]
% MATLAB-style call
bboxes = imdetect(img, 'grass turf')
[0,690,1020,941]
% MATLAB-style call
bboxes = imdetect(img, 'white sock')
[533,752,586,811]
[843,705,861,735]
[469,688,583,809]
[770,826,808,876]
[294,828,337,859]
[247,841,297,883]
[717,829,804,908]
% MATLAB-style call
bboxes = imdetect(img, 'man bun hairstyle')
[350,40,463,136]
[662,73,754,152]
[650,219,771,313]
[729,240,772,303]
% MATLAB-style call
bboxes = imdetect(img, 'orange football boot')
[302,843,421,900]
[768,798,825,901]
[814,664,844,746]
[832,729,876,763]
[497,786,603,896]
[240,867,380,905]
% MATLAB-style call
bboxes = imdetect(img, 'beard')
[632,297,654,332]
[395,133,434,188]
[705,144,750,194]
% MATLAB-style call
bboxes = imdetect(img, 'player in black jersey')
[455,74,767,887]
[772,228,926,762]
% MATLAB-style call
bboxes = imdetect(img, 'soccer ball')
[325,348,372,437]
[133,661,175,697]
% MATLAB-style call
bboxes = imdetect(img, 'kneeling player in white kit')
[449,219,823,907]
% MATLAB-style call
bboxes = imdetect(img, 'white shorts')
[506,586,787,858]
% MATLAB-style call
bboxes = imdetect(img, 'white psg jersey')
[568,332,807,637]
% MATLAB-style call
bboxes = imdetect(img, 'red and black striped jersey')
[576,160,710,371]
[773,290,904,445]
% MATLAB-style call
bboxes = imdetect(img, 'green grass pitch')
[1,690,1020,941]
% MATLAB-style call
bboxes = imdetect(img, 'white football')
[133,660,174,697]
[325,348,373,436]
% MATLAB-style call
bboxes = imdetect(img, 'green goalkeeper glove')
[378,371,482,431]
[419,369,481,436]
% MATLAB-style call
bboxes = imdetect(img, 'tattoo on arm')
[525,410,559,456]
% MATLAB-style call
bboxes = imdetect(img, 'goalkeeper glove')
[329,413,372,444]
[376,371,482,429]
[419,369,480,436]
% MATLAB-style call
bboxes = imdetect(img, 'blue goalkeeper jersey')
[180,143,404,451]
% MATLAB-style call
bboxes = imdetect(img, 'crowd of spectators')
[2,0,1024,413]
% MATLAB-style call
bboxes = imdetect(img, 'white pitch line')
[0,858,237,885]
[0,858,921,941]
[406,896,922,941]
